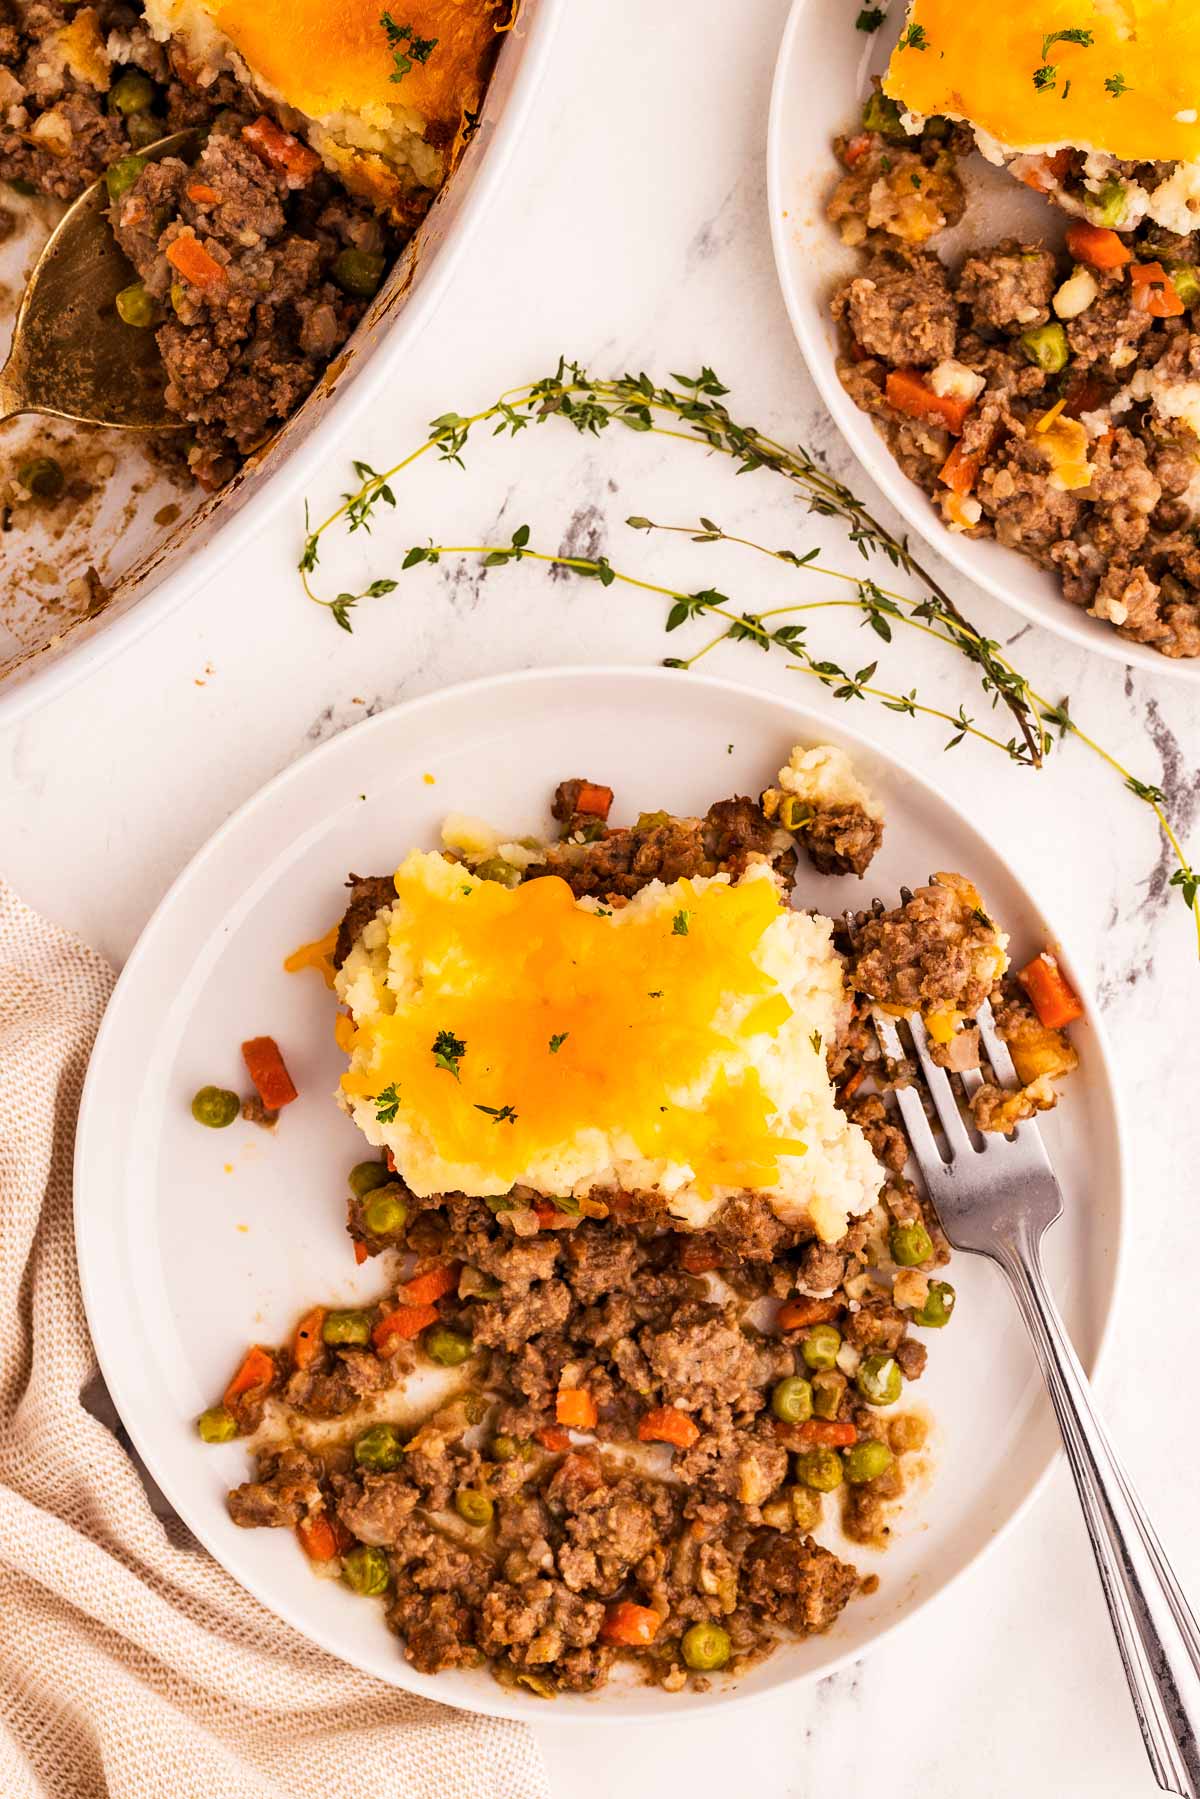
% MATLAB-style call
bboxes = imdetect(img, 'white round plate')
[75,665,1126,1721]
[767,0,1199,680]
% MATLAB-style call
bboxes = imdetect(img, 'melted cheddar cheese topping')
[884,0,1200,164]
[341,859,805,1192]
[195,0,498,128]
[335,851,883,1238]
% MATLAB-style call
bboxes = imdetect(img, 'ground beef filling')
[844,874,1005,1017]
[828,113,1200,658]
[110,116,396,486]
[0,4,423,487]
[226,1194,938,1694]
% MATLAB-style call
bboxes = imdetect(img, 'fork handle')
[996,1228,1200,1795]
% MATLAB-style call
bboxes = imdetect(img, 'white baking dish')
[0,0,565,723]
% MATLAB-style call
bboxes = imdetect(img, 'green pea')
[635,810,672,831]
[800,1324,842,1371]
[1171,265,1200,308]
[349,1160,390,1199]
[126,110,166,149]
[1089,175,1127,228]
[342,1544,390,1595]
[353,1423,404,1471]
[115,282,156,328]
[491,1434,519,1462]
[889,1220,933,1267]
[1020,323,1069,374]
[794,1446,844,1492]
[18,456,65,500]
[770,1375,813,1424]
[331,247,387,298]
[914,1280,956,1328]
[196,1404,237,1442]
[681,1622,731,1671]
[843,1438,894,1484]
[322,1309,372,1347]
[109,69,156,115]
[454,1488,495,1528]
[423,1324,472,1367]
[363,1185,408,1236]
[474,856,522,888]
[105,153,147,202]
[191,1085,239,1128]
[861,89,905,139]
[857,1353,903,1407]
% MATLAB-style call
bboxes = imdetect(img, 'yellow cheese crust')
[884,0,1200,165]
[206,0,506,131]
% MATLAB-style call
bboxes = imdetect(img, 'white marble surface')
[2,1,1198,1793]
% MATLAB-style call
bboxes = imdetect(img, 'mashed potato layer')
[777,744,882,822]
[336,851,881,1243]
[144,0,501,214]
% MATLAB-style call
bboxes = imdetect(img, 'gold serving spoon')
[0,130,197,432]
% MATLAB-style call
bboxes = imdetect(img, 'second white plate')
[767,0,1200,680]
[75,664,1125,1720]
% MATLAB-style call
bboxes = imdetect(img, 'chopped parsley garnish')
[1033,27,1093,93]
[380,12,438,82]
[1041,26,1093,60]
[897,22,927,50]
[475,1102,518,1124]
[374,1083,400,1124]
[431,1029,466,1079]
[810,1030,823,1054]
[548,1032,569,1054]
[672,909,690,936]
[972,906,994,929]
[856,6,886,30]
[1105,72,1130,98]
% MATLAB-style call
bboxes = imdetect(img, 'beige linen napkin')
[0,880,550,1799]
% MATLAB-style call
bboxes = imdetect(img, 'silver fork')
[870,995,1200,1795]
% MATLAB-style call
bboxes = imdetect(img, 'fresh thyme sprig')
[298,363,1042,763]
[296,364,1200,951]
